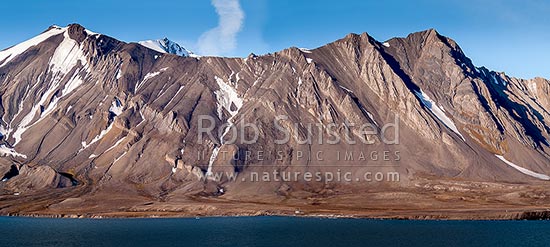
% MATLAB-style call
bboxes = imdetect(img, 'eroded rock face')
[0,24,549,205]
[4,165,58,192]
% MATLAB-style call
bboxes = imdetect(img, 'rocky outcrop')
[3,165,67,192]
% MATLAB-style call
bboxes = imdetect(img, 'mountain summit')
[1,24,550,219]
[138,38,196,57]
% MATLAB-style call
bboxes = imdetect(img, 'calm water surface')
[1,216,549,246]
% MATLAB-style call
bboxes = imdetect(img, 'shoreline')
[3,209,550,221]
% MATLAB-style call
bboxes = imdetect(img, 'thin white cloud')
[198,0,245,56]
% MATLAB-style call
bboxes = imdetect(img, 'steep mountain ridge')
[1,24,549,218]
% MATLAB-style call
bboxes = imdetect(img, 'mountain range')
[1,24,549,219]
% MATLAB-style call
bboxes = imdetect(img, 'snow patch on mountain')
[13,79,61,145]
[116,63,123,80]
[139,40,167,53]
[496,155,550,180]
[166,85,185,107]
[79,98,124,152]
[214,76,243,119]
[61,73,85,96]
[339,85,353,93]
[103,136,127,154]
[415,90,465,141]
[135,71,160,92]
[206,76,244,177]
[206,146,221,177]
[0,145,26,159]
[109,98,123,116]
[12,31,89,145]
[0,126,6,138]
[80,122,114,152]
[113,151,127,164]
[135,68,168,93]
[50,30,88,75]
[144,71,161,81]
[299,48,312,53]
[84,28,99,37]
[360,106,378,127]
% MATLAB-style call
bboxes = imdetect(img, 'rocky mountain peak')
[66,23,88,43]
[338,32,378,47]
[45,25,63,32]
[418,28,440,39]
[138,38,194,57]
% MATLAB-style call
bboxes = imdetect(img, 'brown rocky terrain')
[1,24,550,219]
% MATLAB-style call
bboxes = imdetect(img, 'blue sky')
[0,0,548,79]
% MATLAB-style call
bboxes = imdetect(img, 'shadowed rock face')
[0,24,549,216]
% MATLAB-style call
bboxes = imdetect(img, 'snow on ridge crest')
[0,26,66,68]
[138,38,196,57]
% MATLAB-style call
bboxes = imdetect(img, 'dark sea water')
[1,216,549,247]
